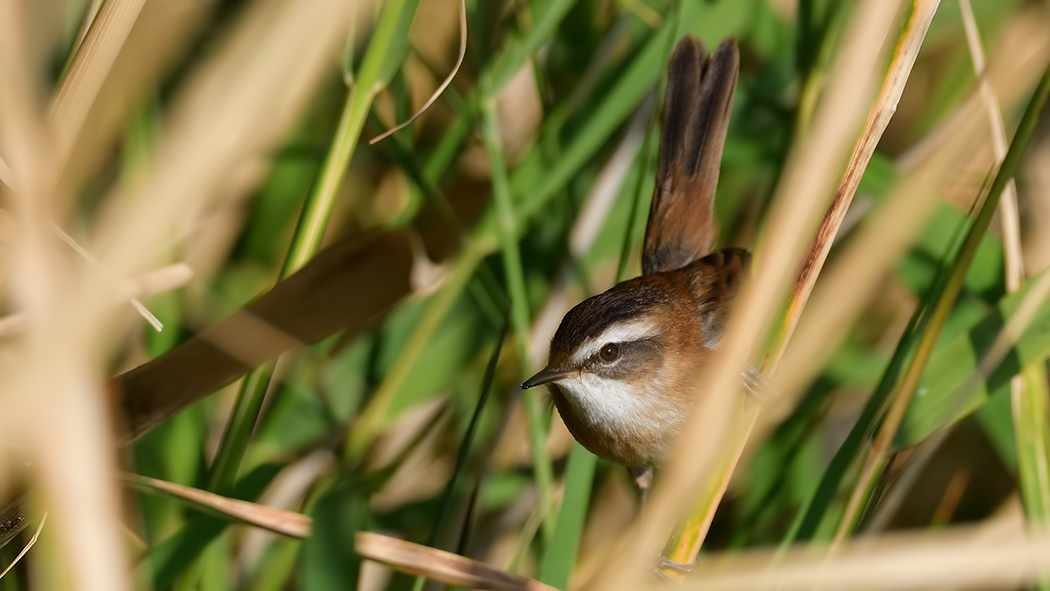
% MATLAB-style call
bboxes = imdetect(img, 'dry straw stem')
[49,0,147,180]
[123,474,312,539]
[355,532,559,591]
[766,13,1050,432]
[0,2,131,588]
[682,524,1050,591]
[665,2,941,568]
[771,0,940,373]
[53,226,163,330]
[0,0,365,584]
[369,0,467,145]
[960,0,1050,534]
[895,3,1050,174]
[116,230,414,444]
[61,1,218,194]
[585,1,908,586]
[959,0,1024,293]
[0,262,193,338]
[0,513,46,581]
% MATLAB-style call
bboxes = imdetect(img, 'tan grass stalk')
[50,0,148,178]
[680,525,1050,591]
[356,531,559,591]
[959,0,1024,292]
[660,3,942,567]
[0,0,132,587]
[771,0,941,373]
[764,14,1050,432]
[123,474,312,538]
[0,513,46,581]
[370,0,467,144]
[0,0,366,585]
[0,262,192,338]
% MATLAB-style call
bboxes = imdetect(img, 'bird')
[521,36,757,497]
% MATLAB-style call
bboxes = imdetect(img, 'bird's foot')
[741,365,768,402]
[652,554,695,582]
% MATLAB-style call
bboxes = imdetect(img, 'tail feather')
[643,37,739,275]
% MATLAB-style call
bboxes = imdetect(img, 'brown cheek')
[602,341,663,381]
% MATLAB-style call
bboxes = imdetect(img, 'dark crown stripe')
[551,281,668,355]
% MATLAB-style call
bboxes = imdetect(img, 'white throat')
[555,371,682,438]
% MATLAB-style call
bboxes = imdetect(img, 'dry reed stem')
[370,0,467,144]
[663,2,941,568]
[959,0,1024,292]
[123,474,312,538]
[681,525,1050,591]
[958,2,1050,529]
[50,0,147,181]
[583,2,907,587]
[764,17,1050,434]
[771,0,941,373]
[0,0,366,583]
[52,226,162,330]
[0,513,46,581]
[356,532,559,591]
[0,1,132,587]
[0,262,193,338]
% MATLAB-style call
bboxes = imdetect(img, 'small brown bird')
[522,37,757,494]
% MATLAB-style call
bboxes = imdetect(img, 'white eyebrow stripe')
[571,317,659,365]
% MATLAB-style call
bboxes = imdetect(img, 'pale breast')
[551,374,688,467]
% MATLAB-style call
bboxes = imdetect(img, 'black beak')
[521,366,575,389]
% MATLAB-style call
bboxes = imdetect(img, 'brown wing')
[687,248,751,349]
[643,37,739,275]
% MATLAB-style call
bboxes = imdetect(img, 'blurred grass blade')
[301,482,369,591]
[481,0,576,93]
[899,265,1050,443]
[959,0,1050,562]
[207,0,421,492]
[478,98,556,541]
[411,313,509,591]
[538,442,597,588]
[119,230,415,443]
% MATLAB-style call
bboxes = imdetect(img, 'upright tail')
[642,37,739,275]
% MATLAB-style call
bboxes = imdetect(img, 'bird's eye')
[599,343,619,362]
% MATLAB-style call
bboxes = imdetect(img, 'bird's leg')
[741,365,768,402]
[627,466,696,579]
[628,466,653,512]
[656,555,694,574]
